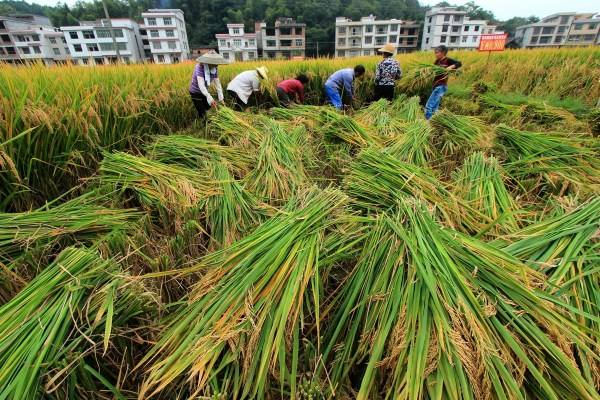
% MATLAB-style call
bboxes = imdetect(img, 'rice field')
[0,47,599,399]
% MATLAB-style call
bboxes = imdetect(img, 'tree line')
[0,0,538,55]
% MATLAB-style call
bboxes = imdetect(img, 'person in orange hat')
[374,43,401,101]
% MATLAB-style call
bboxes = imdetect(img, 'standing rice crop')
[139,188,348,399]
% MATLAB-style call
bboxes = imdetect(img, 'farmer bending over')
[425,45,461,120]
[324,65,365,110]
[276,74,310,107]
[227,66,268,110]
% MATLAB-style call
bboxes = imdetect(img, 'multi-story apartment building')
[515,12,598,48]
[0,14,70,65]
[140,9,190,64]
[257,18,306,59]
[421,7,501,51]
[61,18,144,65]
[216,23,258,61]
[335,15,420,58]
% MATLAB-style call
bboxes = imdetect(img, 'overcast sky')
[29,0,600,21]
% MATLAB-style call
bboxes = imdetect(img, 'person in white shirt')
[226,66,268,110]
[189,50,230,119]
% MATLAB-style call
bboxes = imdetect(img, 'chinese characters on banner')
[478,33,508,52]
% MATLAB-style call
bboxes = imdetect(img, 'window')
[560,16,570,24]
[365,25,373,33]
[350,27,361,35]
[442,25,449,33]
[295,39,302,46]
[249,39,255,46]
[363,50,371,55]
[440,35,447,43]
[114,29,124,38]
[574,23,583,30]
[453,15,462,23]
[31,46,40,54]
[295,27,302,35]
[450,36,458,43]
[539,36,550,44]
[81,58,88,65]
[232,28,240,34]
[471,36,477,42]
[0,21,5,30]
[568,35,580,42]
[364,36,372,44]
[147,18,156,26]
[554,36,563,43]
[408,28,416,35]
[557,26,566,33]
[61,37,66,43]
[583,34,595,41]
[1,34,10,42]
[64,47,69,53]
[52,47,60,55]
[166,30,174,37]
[140,29,147,35]
[531,36,539,44]
[390,24,398,31]
[222,52,229,59]
[389,35,397,43]
[152,41,162,49]
[168,41,176,49]
[474,26,480,32]
[376,26,387,34]
[86,44,99,52]
[233,39,242,47]
[157,54,164,62]
[427,26,431,33]
[142,39,149,45]
[375,37,385,45]
[267,39,277,46]
[407,38,415,45]
[533,27,540,35]
[20,47,30,54]
[248,51,255,59]
[96,29,110,38]
[31,34,40,41]
[444,15,450,22]
[15,35,26,42]
[69,31,79,39]
[337,50,345,57]
[462,36,467,43]
[219,39,226,46]
[425,37,429,44]
[49,37,57,44]
[589,23,597,30]
[452,26,459,33]
[350,38,359,46]
[163,17,172,25]
[280,27,291,35]
[150,30,159,38]
[542,27,554,35]
[82,30,94,39]
[338,26,346,34]
[464,26,469,32]
[349,50,359,57]
[73,44,82,52]
[266,28,275,36]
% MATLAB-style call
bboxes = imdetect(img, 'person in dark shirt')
[424,45,462,120]
[276,74,309,107]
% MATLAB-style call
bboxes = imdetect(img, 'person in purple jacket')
[189,50,229,119]
[324,65,365,110]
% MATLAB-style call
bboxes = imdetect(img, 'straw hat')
[377,43,396,54]
[256,66,269,79]
[196,50,230,65]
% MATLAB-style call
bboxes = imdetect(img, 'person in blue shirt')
[324,65,365,110]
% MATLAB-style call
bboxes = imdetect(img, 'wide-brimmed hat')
[377,43,396,54]
[256,66,268,79]
[196,50,230,65]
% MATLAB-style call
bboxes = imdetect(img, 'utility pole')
[101,0,121,63]
[316,41,319,58]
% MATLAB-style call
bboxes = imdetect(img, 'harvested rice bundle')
[207,106,263,146]
[395,95,423,122]
[146,135,253,176]
[397,62,449,95]
[0,191,141,263]
[453,152,520,235]
[204,159,262,249]
[244,119,307,202]
[323,199,599,400]
[139,188,348,399]
[430,109,487,156]
[99,152,219,221]
[0,247,146,399]
[321,109,379,148]
[383,119,434,166]
[496,124,600,190]
[344,148,478,230]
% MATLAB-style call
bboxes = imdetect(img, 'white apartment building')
[140,9,190,64]
[216,24,258,61]
[0,14,70,65]
[62,19,144,65]
[421,7,502,51]
[335,15,420,58]
[515,13,599,48]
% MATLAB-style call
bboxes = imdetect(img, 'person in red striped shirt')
[276,74,310,107]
